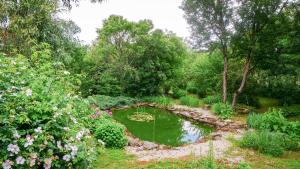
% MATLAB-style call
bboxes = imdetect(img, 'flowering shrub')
[0,45,99,169]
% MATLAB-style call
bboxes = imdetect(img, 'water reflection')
[113,106,213,146]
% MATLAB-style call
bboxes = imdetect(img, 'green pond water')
[112,106,213,147]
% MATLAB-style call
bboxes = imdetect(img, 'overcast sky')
[60,0,190,44]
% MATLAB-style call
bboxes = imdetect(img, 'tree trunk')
[222,47,228,103]
[232,58,251,107]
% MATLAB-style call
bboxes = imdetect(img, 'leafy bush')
[95,122,127,149]
[202,95,222,105]
[247,109,300,138]
[212,103,234,119]
[142,96,172,106]
[186,83,199,95]
[237,162,252,169]
[239,130,299,157]
[88,95,137,110]
[179,96,200,107]
[172,89,187,99]
[0,46,98,169]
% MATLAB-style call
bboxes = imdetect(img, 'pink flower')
[16,156,25,165]
[7,144,20,154]
[108,111,113,116]
[2,160,13,169]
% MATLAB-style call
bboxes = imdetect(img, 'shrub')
[212,103,234,119]
[246,113,264,129]
[246,109,300,138]
[202,95,222,105]
[172,89,187,99]
[95,122,127,149]
[142,96,172,106]
[237,162,252,169]
[88,95,137,109]
[239,130,299,157]
[0,46,98,169]
[180,96,200,107]
[186,83,199,94]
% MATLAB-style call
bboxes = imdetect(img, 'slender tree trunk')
[232,58,251,107]
[222,47,228,103]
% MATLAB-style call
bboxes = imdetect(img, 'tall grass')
[179,96,200,107]
[142,96,172,106]
[239,130,299,157]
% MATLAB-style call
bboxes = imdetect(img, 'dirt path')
[126,130,244,162]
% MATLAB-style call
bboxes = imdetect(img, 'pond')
[112,106,213,147]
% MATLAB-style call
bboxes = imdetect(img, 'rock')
[127,137,142,147]
[204,104,211,109]
[211,133,222,140]
[143,141,158,150]
[226,157,244,164]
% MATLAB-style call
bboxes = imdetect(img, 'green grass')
[97,146,300,169]
[96,148,228,169]
[96,149,136,169]
[227,135,300,169]
[142,96,173,106]
[179,95,201,107]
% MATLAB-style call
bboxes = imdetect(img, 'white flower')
[53,106,58,111]
[70,116,77,124]
[13,131,20,139]
[70,145,78,158]
[63,127,70,131]
[62,154,71,161]
[53,112,62,118]
[63,71,70,75]
[2,160,13,169]
[98,139,106,146]
[16,156,25,165]
[7,144,20,155]
[24,135,34,148]
[29,153,38,167]
[34,127,42,134]
[25,89,32,96]
[56,141,62,149]
[76,131,84,141]
[29,159,36,167]
[44,158,52,169]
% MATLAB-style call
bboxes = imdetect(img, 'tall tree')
[182,0,234,103]
[230,0,297,107]
[0,0,104,56]
[86,15,187,96]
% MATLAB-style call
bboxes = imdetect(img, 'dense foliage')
[83,15,188,97]
[88,95,137,110]
[0,46,99,169]
[247,109,300,138]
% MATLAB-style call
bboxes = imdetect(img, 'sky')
[60,0,190,44]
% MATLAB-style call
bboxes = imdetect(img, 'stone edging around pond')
[112,102,247,152]
[113,102,247,132]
